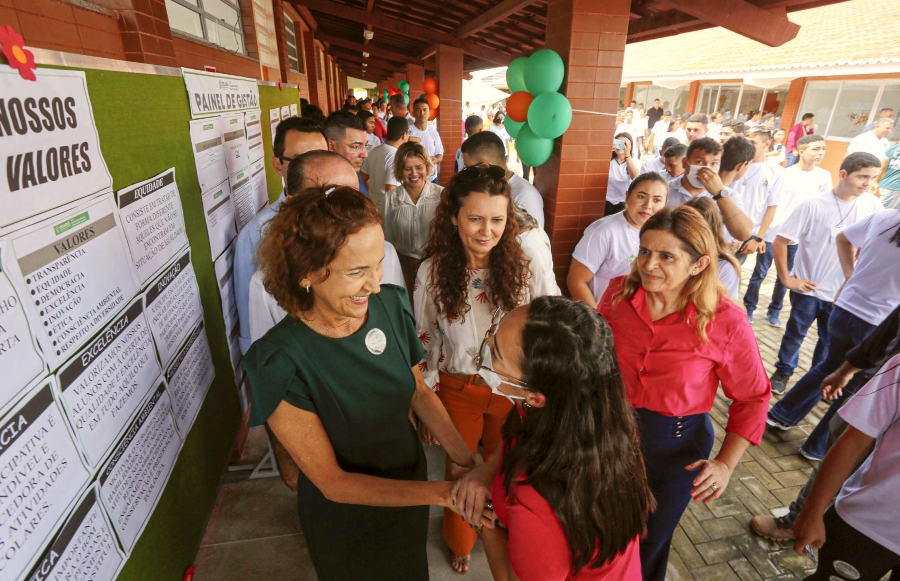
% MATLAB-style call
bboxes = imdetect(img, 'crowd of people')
[233,91,900,581]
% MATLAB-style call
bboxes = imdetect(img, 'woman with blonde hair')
[598,206,771,581]
[414,165,558,573]
[383,141,443,295]
[684,196,743,299]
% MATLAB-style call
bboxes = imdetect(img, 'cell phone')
[614,139,626,151]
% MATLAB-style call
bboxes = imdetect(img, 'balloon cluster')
[421,77,440,121]
[505,49,572,167]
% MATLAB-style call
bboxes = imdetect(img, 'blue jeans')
[769,307,875,458]
[774,292,832,377]
[744,243,797,318]
[785,151,799,167]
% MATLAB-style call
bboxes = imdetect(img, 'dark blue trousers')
[636,409,715,581]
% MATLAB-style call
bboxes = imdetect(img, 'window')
[316,45,324,81]
[284,18,304,73]
[631,84,690,116]
[165,0,245,53]
[619,86,627,110]
[252,0,279,69]
[797,80,898,139]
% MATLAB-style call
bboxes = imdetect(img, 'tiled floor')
[195,261,834,581]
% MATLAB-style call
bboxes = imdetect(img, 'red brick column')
[685,80,701,114]
[303,33,324,107]
[407,63,425,101]
[535,0,632,292]
[436,44,463,185]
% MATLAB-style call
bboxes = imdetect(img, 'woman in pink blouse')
[598,206,771,581]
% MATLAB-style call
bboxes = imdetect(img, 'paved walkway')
[195,261,831,581]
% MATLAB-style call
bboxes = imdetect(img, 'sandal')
[450,551,471,574]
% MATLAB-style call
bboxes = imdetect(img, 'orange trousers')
[437,372,513,556]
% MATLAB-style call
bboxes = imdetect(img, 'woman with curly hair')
[414,165,558,573]
[243,185,483,581]
[598,206,770,581]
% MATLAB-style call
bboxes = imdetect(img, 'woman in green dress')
[244,185,481,580]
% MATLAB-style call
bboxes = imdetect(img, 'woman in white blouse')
[606,132,640,216]
[383,142,443,294]
[414,165,557,574]
[567,172,669,308]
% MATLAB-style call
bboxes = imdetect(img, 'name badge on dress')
[366,328,387,355]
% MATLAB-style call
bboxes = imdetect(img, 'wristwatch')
[750,235,763,243]
[711,188,731,201]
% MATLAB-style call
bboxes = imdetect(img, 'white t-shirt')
[407,123,444,180]
[360,143,400,214]
[383,182,443,259]
[836,352,900,556]
[488,124,511,155]
[650,121,669,143]
[607,159,631,205]
[778,192,882,301]
[248,241,406,342]
[672,128,688,144]
[571,212,640,303]
[366,132,381,151]
[732,162,783,233]
[765,165,832,242]
[509,174,545,229]
[708,123,722,140]
[846,130,890,162]
[835,210,900,325]
[641,156,665,175]
[518,227,560,297]
[718,258,741,299]
[615,123,641,157]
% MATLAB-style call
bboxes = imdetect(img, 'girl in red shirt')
[452,296,654,580]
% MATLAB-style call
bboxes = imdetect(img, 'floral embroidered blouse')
[413,256,559,388]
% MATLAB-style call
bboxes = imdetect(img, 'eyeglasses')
[474,307,531,392]
[458,164,506,182]
[344,142,367,154]
[277,153,300,165]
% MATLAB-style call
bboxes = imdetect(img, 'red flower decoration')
[0,25,37,81]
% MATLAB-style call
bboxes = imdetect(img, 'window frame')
[284,17,304,74]
[166,0,246,54]
[797,79,896,141]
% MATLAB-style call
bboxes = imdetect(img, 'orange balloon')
[422,77,438,94]
[428,106,439,121]
[425,93,440,111]
[506,91,534,122]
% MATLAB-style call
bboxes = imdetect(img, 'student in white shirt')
[568,172,669,307]
[793,352,900,579]
[647,111,672,155]
[743,134,831,328]
[460,131,545,228]
[766,153,885,401]
[707,112,723,141]
[640,136,679,175]
[684,196,743,300]
[662,143,687,180]
[607,132,640,215]
[414,165,558,574]
[408,98,444,183]
[766,207,900,462]
[360,116,408,215]
[383,142,443,295]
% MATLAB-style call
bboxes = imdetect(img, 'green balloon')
[524,49,565,95]
[382,89,388,100]
[419,93,427,100]
[403,93,410,106]
[516,124,554,167]
[506,57,528,93]
[527,92,573,139]
[505,117,525,138]
[399,80,410,92]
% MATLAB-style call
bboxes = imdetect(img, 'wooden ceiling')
[287,0,848,83]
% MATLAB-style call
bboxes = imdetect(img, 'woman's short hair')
[257,186,381,315]
[423,168,525,320]
[393,142,435,182]
[617,206,720,342]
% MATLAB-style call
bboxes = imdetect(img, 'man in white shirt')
[766,153,884,398]
[641,136,679,175]
[324,110,369,194]
[743,134,831,329]
[233,117,326,354]
[666,137,753,241]
[733,125,783,301]
[455,115,484,173]
[707,112,723,141]
[718,119,746,145]
[460,131,545,228]
[408,98,444,183]
[389,93,415,124]
[684,113,709,143]
[648,111,672,154]
[361,116,408,214]
[846,118,894,162]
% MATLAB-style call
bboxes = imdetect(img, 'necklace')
[832,192,858,227]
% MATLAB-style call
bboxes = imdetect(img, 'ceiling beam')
[317,32,417,65]
[661,0,800,46]
[288,0,512,66]
[627,9,702,40]
[451,0,539,38]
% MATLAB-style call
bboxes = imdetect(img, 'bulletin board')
[0,56,301,581]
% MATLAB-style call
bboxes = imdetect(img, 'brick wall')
[172,34,261,78]
[2,0,125,60]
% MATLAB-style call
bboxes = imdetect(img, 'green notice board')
[46,65,300,580]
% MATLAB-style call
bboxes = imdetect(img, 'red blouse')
[598,277,770,445]
[492,451,642,581]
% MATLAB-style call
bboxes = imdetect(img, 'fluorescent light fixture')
[362,51,370,58]
[363,30,374,40]
[362,63,368,67]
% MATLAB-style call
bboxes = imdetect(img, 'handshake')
[446,456,500,530]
